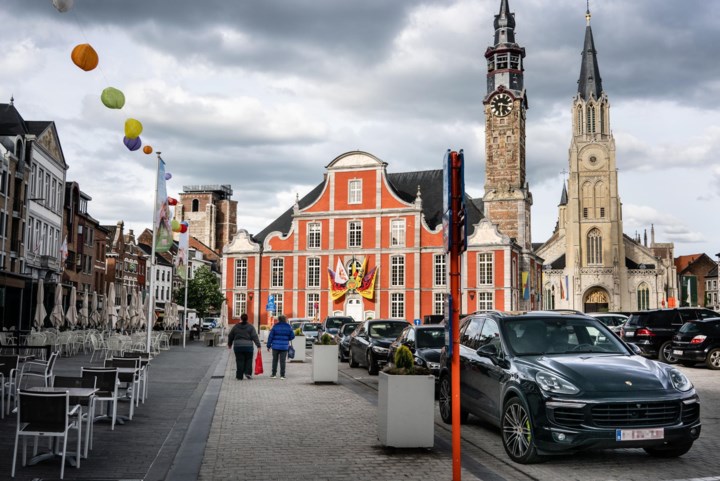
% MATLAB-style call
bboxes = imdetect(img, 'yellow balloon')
[124,118,143,139]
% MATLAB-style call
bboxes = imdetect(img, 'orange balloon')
[71,44,99,71]
[143,145,153,154]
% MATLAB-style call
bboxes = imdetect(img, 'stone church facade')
[535,9,677,313]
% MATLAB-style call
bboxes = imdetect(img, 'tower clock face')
[490,93,513,117]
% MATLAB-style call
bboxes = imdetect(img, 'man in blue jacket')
[266,315,296,379]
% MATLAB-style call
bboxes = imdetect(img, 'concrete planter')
[311,344,339,383]
[377,372,435,448]
[290,336,306,362]
[260,330,269,343]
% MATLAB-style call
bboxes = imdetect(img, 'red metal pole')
[450,151,462,481]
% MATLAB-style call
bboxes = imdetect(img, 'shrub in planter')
[319,333,337,345]
[382,345,430,376]
[312,333,339,382]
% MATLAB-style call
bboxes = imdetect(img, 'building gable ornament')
[468,218,510,246]
[223,229,261,254]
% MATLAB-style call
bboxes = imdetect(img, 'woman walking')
[266,315,295,379]
[227,313,261,380]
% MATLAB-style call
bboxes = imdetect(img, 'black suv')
[348,319,408,375]
[671,317,720,369]
[621,308,720,363]
[438,311,701,464]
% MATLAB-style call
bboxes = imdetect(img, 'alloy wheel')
[439,376,452,424]
[660,341,678,364]
[707,348,720,370]
[502,399,537,463]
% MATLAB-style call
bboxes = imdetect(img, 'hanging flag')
[59,235,68,268]
[327,270,348,300]
[176,228,189,280]
[358,266,378,300]
[565,275,570,301]
[686,278,692,306]
[521,272,530,300]
[154,157,173,253]
[334,259,349,284]
[559,279,565,300]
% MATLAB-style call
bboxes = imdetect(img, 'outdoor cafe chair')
[123,352,151,403]
[11,390,82,480]
[54,375,96,458]
[89,334,108,364]
[81,367,119,429]
[19,351,58,389]
[104,358,139,418]
[0,354,20,417]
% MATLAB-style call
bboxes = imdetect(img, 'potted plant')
[377,345,435,448]
[290,328,306,362]
[312,333,339,383]
[259,325,269,343]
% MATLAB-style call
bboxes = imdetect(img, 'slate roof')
[577,21,603,100]
[26,120,52,136]
[0,103,28,136]
[252,169,484,245]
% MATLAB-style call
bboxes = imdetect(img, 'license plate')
[624,332,634,337]
[616,428,664,441]
[673,350,683,355]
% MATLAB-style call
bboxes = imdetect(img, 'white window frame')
[273,293,283,316]
[348,220,362,248]
[390,292,405,319]
[478,253,493,286]
[391,219,405,247]
[434,254,446,287]
[271,258,284,288]
[390,255,404,287]
[234,258,247,288]
[307,222,321,249]
[307,257,320,288]
[477,291,493,311]
[234,292,246,317]
[348,179,362,204]
[434,292,445,315]
[307,292,320,319]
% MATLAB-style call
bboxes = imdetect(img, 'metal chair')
[104,358,140,418]
[19,351,58,389]
[81,368,119,430]
[53,376,96,458]
[11,390,82,479]
[123,352,151,403]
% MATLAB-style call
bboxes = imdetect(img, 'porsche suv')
[438,311,701,464]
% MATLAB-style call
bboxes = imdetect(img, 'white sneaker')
[270,375,277,379]
[280,376,286,380]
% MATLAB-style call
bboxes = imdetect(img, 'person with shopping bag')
[254,349,264,375]
[266,315,295,380]
[227,313,261,380]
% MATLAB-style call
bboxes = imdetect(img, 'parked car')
[201,317,220,331]
[438,311,701,464]
[387,324,445,380]
[300,322,322,347]
[335,322,359,361]
[621,308,720,363]
[348,319,409,375]
[671,317,720,369]
[587,312,628,333]
[288,318,312,331]
[320,315,355,336]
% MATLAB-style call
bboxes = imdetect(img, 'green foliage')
[394,345,414,370]
[294,328,304,336]
[173,266,224,319]
[319,333,336,345]
[259,325,269,331]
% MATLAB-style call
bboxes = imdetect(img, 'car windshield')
[326,318,351,330]
[678,322,701,334]
[504,317,627,355]
[369,322,407,339]
[342,324,358,335]
[303,324,320,332]
[416,328,445,348]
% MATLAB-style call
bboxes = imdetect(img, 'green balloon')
[101,87,125,109]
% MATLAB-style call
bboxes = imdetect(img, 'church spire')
[577,2,603,100]
[493,0,516,44]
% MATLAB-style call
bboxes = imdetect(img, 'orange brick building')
[222,151,542,327]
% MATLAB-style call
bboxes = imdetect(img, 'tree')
[174,266,224,319]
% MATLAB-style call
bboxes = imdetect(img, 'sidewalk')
[198,349,491,481]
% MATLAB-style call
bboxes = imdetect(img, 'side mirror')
[476,344,499,360]
[627,342,642,355]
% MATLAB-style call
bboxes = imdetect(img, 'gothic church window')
[587,228,603,265]
[576,106,583,134]
[586,104,596,133]
[637,283,650,310]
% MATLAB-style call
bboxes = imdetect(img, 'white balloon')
[52,0,74,13]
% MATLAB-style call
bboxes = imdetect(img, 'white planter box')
[290,336,306,362]
[260,330,269,342]
[312,344,339,383]
[377,372,435,448]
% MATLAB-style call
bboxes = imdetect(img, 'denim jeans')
[233,346,254,379]
[271,349,288,377]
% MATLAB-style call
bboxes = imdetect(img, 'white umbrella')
[65,286,78,328]
[49,283,65,328]
[106,283,117,330]
[128,289,139,330]
[33,279,47,329]
[79,290,89,327]
[90,291,99,327]
[219,298,228,343]
[137,292,147,330]
[118,284,129,331]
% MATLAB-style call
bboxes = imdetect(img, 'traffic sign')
[414,318,422,326]
[266,294,276,312]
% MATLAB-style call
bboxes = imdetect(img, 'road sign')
[266,295,276,312]
[414,318,422,326]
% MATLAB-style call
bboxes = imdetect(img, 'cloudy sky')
[2,0,719,258]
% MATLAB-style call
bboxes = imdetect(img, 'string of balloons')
[52,0,187,234]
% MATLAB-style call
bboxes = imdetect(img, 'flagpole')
[146,153,161,354]
[182,265,189,349]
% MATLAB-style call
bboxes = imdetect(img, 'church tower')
[482,0,532,252]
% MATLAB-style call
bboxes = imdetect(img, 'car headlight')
[372,346,389,354]
[535,371,580,395]
[668,368,693,392]
[426,362,440,370]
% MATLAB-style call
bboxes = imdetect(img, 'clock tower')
[482,0,532,251]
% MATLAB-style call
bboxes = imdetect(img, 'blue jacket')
[267,322,295,351]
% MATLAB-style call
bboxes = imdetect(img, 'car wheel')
[502,397,541,464]
[367,351,379,375]
[643,442,693,458]
[659,341,678,364]
[349,348,359,368]
[438,374,468,425]
[706,348,720,370]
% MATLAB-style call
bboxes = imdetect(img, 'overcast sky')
[2,0,718,258]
